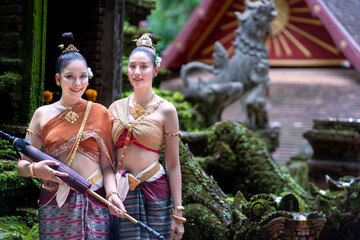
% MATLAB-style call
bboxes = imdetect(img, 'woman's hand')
[107,193,127,218]
[170,220,184,240]
[33,160,68,184]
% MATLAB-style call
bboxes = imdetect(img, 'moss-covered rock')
[203,120,314,209]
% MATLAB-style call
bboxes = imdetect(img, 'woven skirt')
[111,175,173,239]
[38,188,111,239]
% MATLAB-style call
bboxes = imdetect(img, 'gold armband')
[171,209,187,223]
[26,128,40,137]
[106,191,121,200]
[29,163,37,178]
[164,132,180,137]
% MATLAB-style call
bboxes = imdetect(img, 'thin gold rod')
[288,23,339,55]
[187,0,234,61]
[279,34,293,56]
[291,7,310,13]
[290,16,323,26]
[201,32,236,56]
[273,37,282,57]
[87,189,138,224]
[283,29,312,57]
[220,20,239,31]
[232,3,245,11]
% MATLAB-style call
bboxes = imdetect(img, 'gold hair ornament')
[59,44,79,54]
[133,34,155,50]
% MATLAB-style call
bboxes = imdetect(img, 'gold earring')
[56,82,61,86]
[153,73,157,78]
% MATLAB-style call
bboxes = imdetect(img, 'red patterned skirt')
[38,188,110,239]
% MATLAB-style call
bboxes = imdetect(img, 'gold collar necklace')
[60,99,79,123]
[129,93,155,119]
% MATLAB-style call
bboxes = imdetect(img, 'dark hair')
[56,32,87,74]
[129,33,156,67]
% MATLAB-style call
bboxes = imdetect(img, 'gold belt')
[128,162,161,191]
[88,170,102,184]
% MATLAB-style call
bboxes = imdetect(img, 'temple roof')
[162,0,359,70]
[305,0,360,70]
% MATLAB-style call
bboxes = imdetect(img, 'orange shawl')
[41,99,115,168]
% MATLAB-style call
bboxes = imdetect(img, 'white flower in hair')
[155,55,162,67]
[88,67,94,79]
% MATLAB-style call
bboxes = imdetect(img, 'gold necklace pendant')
[65,110,79,123]
[129,93,155,119]
[61,99,79,123]
[129,104,145,119]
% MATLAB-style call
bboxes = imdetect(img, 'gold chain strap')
[116,99,164,171]
[64,101,92,167]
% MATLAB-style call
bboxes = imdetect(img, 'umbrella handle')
[87,189,166,240]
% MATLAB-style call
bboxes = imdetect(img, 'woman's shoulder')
[158,97,176,113]
[108,97,129,111]
[90,101,107,112]
[34,102,56,116]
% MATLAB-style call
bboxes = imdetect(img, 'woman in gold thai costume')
[17,32,125,239]
[109,33,185,239]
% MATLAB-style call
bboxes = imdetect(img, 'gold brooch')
[129,94,155,119]
[61,99,79,123]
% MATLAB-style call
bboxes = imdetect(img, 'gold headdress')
[133,34,155,51]
[58,44,80,54]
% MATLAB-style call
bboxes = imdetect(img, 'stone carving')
[177,121,327,239]
[181,0,277,129]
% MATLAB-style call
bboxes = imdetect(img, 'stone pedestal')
[304,118,360,188]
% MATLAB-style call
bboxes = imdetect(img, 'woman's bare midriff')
[117,144,159,176]
[56,152,99,180]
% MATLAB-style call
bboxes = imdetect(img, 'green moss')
[0,72,22,89]
[0,213,38,239]
[203,121,315,210]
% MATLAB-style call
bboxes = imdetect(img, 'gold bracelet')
[171,209,187,223]
[106,191,121,200]
[29,163,37,178]
[176,206,185,211]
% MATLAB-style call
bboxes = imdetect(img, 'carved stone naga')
[181,0,277,129]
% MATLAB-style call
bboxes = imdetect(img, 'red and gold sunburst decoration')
[178,0,346,68]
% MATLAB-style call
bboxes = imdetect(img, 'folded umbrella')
[0,130,166,240]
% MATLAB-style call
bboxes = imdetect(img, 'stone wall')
[0,0,46,126]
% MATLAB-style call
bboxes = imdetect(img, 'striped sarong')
[38,188,111,239]
[111,175,173,239]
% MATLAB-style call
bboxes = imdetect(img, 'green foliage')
[0,214,38,239]
[122,88,205,131]
[123,22,152,57]
[0,139,18,160]
[0,72,22,89]
[146,0,202,52]
[126,0,156,9]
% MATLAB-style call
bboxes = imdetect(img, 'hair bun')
[61,32,75,47]
[58,32,79,54]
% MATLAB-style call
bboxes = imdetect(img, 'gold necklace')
[60,99,79,123]
[129,93,155,119]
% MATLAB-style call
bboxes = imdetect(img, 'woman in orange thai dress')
[17,32,125,239]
